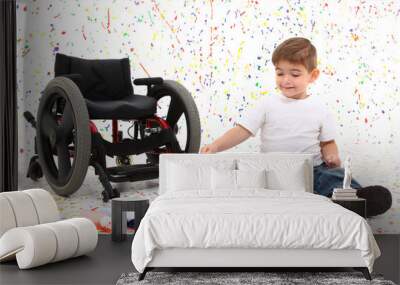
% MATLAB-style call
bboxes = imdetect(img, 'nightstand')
[331,198,366,218]
[111,197,149,242]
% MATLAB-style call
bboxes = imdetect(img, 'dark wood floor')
[1,235,398,285]
[0,235,134,285]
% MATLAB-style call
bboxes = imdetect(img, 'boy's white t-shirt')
[237,93,336,166]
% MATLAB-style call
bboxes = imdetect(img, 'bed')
[131,153,380,280]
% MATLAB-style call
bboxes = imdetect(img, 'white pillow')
[236,169,267,189]
[211,167,237,191]
[266,161,306,191]
[166,162,211,192]
[238,158,307,191]
[166,159,236,192]
[211,168,268,191]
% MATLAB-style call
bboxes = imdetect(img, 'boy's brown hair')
[272,37,317,72]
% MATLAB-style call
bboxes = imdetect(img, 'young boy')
[200,37,391,217]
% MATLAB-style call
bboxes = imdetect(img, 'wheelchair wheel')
[36,77,91,196]
[147,80,201,163]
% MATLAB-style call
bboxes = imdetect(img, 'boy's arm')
[320,140,341,168]
[200,125,252,153]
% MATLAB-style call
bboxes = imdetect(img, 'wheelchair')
[27,53,201,202]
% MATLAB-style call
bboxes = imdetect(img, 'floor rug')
[116,271,395,285]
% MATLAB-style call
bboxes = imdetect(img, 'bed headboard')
[159,152,314,195]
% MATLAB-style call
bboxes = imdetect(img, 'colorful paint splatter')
[16,1,400,234]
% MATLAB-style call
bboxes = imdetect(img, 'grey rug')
[116,271,396,285]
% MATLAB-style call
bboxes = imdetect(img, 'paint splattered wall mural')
[16,0,399,233]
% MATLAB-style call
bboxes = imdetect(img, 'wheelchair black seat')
[86,96,156,120]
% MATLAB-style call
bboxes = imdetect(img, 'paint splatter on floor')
[19,168,159,234]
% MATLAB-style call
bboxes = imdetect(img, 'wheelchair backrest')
[54,53,134,101]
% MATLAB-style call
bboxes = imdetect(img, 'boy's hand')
[199,125,251,154]
[200,144,218,154]
[324,154,341,168]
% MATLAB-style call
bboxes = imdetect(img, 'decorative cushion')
[0,189,97,269]
[166,159,236,193]
[0,196,16,237]
[0,189,59,236]
[266,161,306,191]
[42,221,79,262]
[236,169,267,189]
[0,218,97,269]
[23,188,60,223]
[238,158,307,191]
[211,168,237,191]
[167,162,211,192]
[211,169,268,191]
[0,226,57,268]
[0,191,40,228]
[64,218,98,257]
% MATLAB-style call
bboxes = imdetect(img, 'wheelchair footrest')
[107,164,159,183]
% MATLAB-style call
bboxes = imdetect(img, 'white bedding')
[131,190,380,273]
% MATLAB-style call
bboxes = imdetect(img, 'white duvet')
[131,190,380,273]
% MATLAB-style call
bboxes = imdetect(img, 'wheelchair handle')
[23,111,37,129]
[133,77,163,87]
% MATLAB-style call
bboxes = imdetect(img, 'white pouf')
[0,189,98,269]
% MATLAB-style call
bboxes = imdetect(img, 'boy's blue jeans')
[313,163,362,197]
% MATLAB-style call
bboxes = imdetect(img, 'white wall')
[16,0,400,233]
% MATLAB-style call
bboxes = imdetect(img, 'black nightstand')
[331,198,366,218]
[111,197,149,242]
